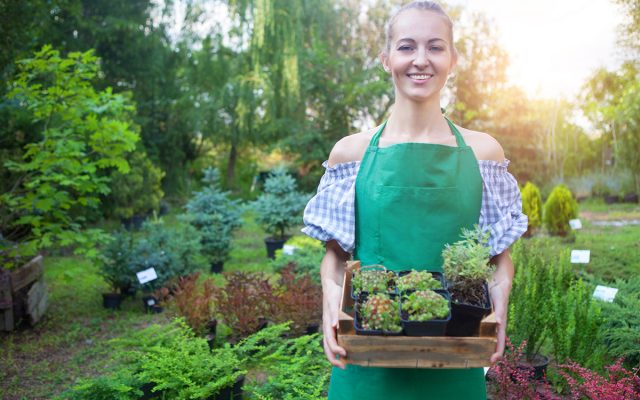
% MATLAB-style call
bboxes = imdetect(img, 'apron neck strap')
[369,117,468,149]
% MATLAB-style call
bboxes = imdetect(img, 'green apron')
[328,118,486,400]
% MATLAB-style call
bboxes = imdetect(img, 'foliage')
[396,270,443,292]
[130,219,204,291]
[557,358,640,400]
[615,78,640,194]
[401,290,449,322]
[359,293,402,333]
[59,369,142,400]
[543,184,578,236]
[172,273,217,336]
[352,268,396,296]
[184,167,243,263]
[97,230,136,293]
[245,333,330,400]
[213,271,279,341]
[271,235,324,284]
[252,167,309,240]
[104,149,164,220]
[508,239,553,361]
[520,182,542,234]
[489,339,545,400]
[272,264,322,336]
[442,225,493,305]
[0,45,138,265]
[599,277,640,368]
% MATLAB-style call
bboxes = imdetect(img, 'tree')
[615,79,640,193]
[0,46,139,264]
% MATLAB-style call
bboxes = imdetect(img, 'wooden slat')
[28,285,48,325]
[10,255,44,293]
[0,270,13,309]
[0,308,14,331]
[27,279,46,315]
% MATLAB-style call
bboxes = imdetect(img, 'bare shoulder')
[457,126,505,162]
[327,126,378,167]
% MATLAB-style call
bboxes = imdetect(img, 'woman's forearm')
[321,240,349,291]
[490,249,514,292]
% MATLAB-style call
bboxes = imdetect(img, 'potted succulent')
[442,225,494,336]
[98,230,137,310]
[355,293,402,335]
[396,269,444,292]
[351,266,396,299]
[400,290,451,336]
[184,168,243,273]
[251,167,310,259]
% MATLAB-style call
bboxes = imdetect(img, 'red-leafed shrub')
[273,265,322,336]
[172,272,217,335]
[557,358,640,400]
[488,338,547,400]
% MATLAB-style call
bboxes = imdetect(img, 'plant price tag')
[570,250,590,264]
[283,245,297,255]
[136,267,158,284]
[593,285,618,302]
[569,219,582,230]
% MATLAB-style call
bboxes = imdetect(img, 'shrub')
[184,167,243,264]
[98,230,137,294]
[271,236,324,284]
[520,182,542,235]
[488,338,546,400]
[599,276,640,368]
[104,149,164,220]
[172,273,217,336]
[130,219,204,291]
[557,358,640,399]
[273,264,322,336]
[251,167,310,240]
[543,184,578,236]
[60,369,142,400]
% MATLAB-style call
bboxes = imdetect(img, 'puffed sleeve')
[478,160,529,256]
[302,161,359,253]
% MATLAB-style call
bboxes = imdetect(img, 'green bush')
[520,182,542,235]
[271,236,324,284]
[599,277,640,368]
[98,230,137,294]
[130,219,204,291]
[252,167,310,240]
[184,167,243,264]
[104,149,165,220]
[543,184,578,236]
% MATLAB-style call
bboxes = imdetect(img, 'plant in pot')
[400,290,451,336]
[251,167,310,259]
[352,266,396,299]
[98,230,137,310]
[356,293,402,335]
[396,269,444,292]
[184,168,243,273]
[442,225,495,337]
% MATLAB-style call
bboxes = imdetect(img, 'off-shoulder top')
[302,159,528,256]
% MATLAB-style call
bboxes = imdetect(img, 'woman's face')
[382,9,456,103]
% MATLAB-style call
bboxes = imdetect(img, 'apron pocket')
[376,185,459,271]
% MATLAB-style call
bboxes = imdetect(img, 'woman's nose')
[412,48,429,68]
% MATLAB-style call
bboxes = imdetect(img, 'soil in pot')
[264,236,287,259]
[446,282,492,337]
[102,293,123,310]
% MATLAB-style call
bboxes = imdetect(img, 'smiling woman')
[302,1,528,399]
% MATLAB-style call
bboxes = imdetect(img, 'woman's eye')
[398,45,414,51]
[430,46,444,52]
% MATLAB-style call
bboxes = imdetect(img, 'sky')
[450,0,626,99]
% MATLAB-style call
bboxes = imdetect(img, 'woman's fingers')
[323,319,347,369]
[490,314,507,363]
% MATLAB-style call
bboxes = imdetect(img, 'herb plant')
[442,225,494,306]
[352,268,395,296]
[396,270,442,292]
[402,290,449,321]
[359,293,402,333]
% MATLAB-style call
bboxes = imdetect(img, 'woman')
[302,2,528,399]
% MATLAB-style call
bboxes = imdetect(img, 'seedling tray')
[337,261,497,369]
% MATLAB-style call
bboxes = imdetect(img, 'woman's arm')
[488,249,514,363]
[321,240,350,369]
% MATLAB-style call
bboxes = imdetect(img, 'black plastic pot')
[354,293,403,336]
[306,322,320,335]
[518,353,550,381]
[446,284,492,337]
[400,290,451,336]
[211,261,224,274]
[121,283,137,298]
[142,295,163,313]
[212,375,245,400]
[604,194,619,204]
[264,237,287,259]
[102,293,123,310]
[623,193,639,203]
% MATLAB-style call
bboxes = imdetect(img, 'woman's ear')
[449,48,458,72]
[380,52,390,73]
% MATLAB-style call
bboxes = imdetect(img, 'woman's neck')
[384,96,449,141]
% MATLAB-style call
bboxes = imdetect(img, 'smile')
[407,74,433,80]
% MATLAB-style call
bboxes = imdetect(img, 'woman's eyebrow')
[396,37,447,44]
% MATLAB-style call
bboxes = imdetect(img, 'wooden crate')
[0,255,48,331]
[337,261,497,369]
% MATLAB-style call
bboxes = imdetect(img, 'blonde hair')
[384,1,456,57]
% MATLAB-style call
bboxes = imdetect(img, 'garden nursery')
[1,1,640,399]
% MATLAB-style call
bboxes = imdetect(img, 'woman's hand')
[488,249,514,363]
[321,240,350,369]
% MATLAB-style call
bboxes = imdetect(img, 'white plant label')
[283,245,297,255]
[146,298,156,306]
[593,285,618,302]
[569,219,583,230]
[570,250,591,264]
[136,267,158,284]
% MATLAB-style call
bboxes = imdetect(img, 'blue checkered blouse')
[302,159,528,256]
